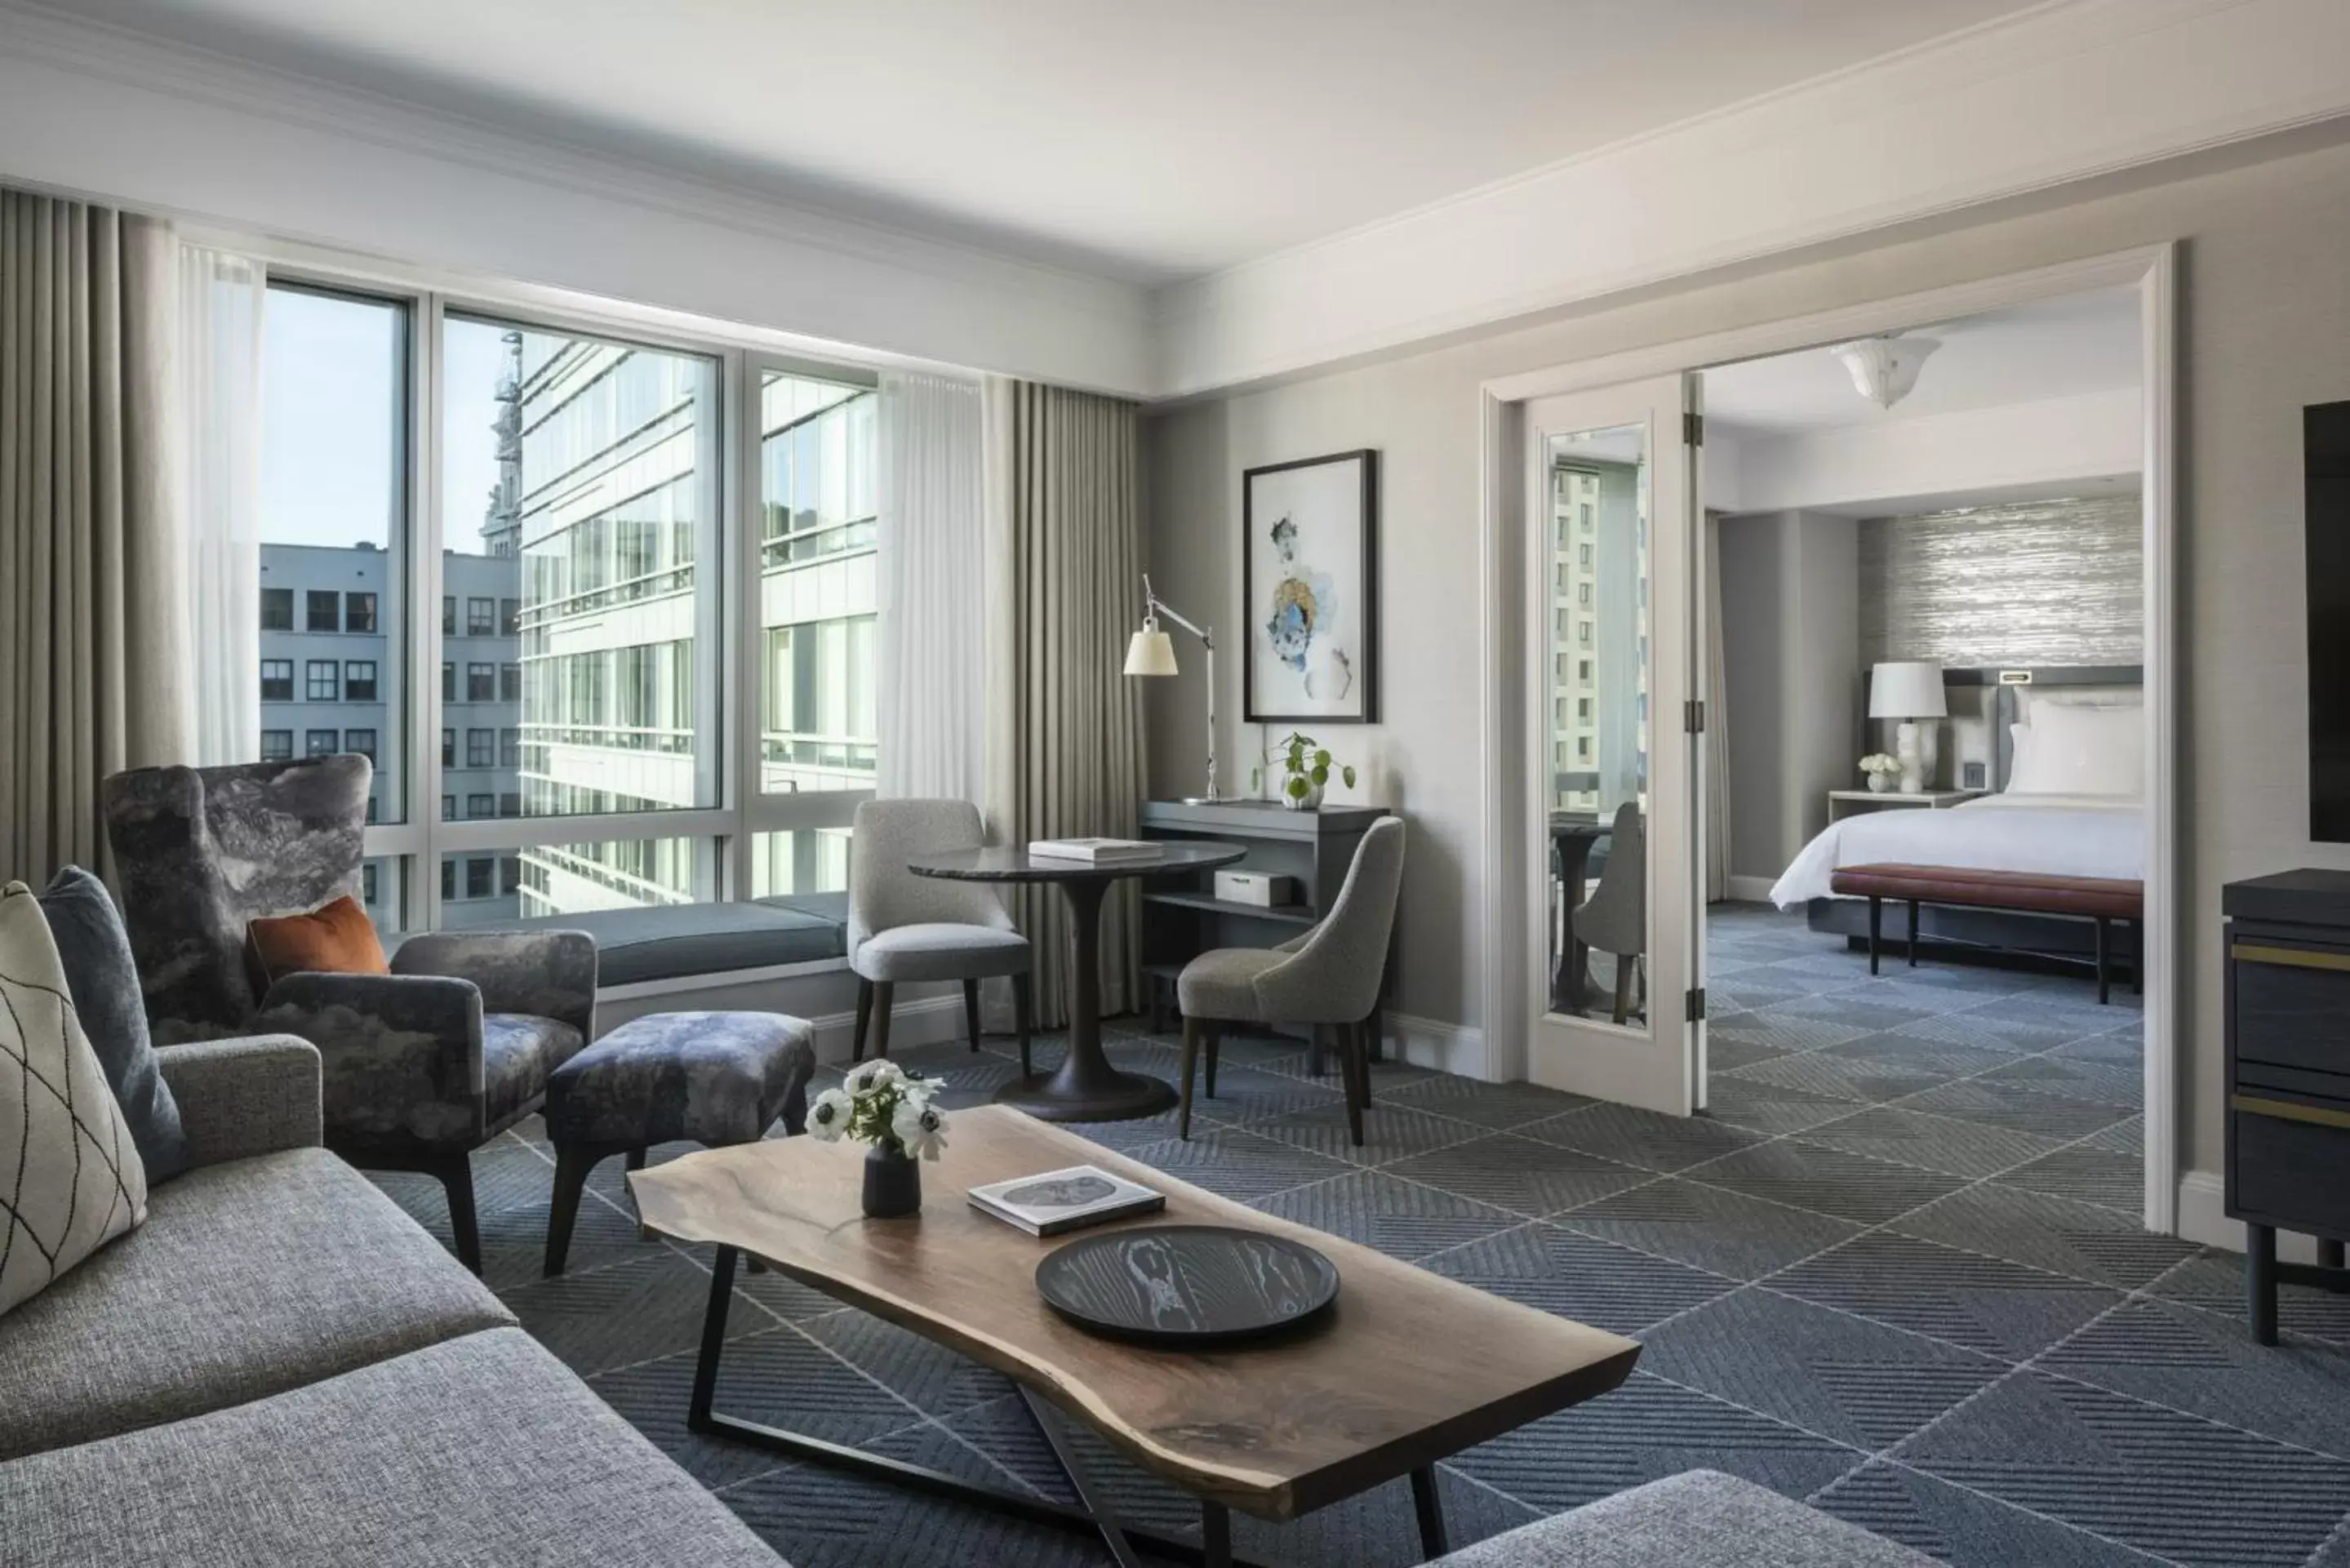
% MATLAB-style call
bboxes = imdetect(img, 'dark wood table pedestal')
[909,842,1247,1122]
[1549,815,1609,1015]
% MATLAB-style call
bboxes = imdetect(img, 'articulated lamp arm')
[1134,574,1219,802]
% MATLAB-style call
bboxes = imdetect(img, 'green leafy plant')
[1277,731,1357,804]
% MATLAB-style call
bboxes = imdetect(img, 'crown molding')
[1152,0,2350,398]
[0,2,1153,394]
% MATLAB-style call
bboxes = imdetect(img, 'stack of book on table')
[967,1165,1166,1236]
[1028,837,1164,864]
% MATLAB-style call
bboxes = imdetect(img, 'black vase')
[862,1144,922,1218]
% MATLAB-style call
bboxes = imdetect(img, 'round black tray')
[1034,1224,1339,1348]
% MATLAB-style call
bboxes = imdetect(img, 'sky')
[257,288,507,555]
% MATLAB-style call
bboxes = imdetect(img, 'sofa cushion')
[494,899,844,986]
[0,882,148,1321]
[1434,1470,1935,1567]
[3,1326,784,1568]
[0,1146,511,1460]
[38,867,188,1182]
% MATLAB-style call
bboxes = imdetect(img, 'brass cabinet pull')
[2232,943,2350,973]
[2233,1093,2350,1130]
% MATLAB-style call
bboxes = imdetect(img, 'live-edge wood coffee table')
[631,1106,1640,1568]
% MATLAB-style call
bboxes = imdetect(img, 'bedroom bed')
[1771,665,2145,973]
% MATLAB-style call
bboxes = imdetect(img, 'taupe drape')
[1,190,189,885]
[982,379,1148,1028]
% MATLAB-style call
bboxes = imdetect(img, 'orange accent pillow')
[247,895,390,990]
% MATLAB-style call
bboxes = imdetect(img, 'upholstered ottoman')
[540,1011,815,1276]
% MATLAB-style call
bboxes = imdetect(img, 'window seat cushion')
[491,895,846,987]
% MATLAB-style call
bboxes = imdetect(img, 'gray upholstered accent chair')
[847,798,1033,1069]
[1574,801,1646,1024]
[1175,818,1405,1145]
[101,755,597,1273]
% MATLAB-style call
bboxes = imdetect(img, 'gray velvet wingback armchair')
[101,755,597,1272]
[1175,818,1406,1145]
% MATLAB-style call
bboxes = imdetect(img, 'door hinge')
[1685,699,1705,734]
[1686,987,1707,1023]
[1683,411,1704,447]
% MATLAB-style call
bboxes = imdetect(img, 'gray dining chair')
[1573,801,1646,1024]
[1174,818,1405,1145]
[847,798,1033,1070]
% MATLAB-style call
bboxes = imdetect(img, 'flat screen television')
[2311,400,2350,840]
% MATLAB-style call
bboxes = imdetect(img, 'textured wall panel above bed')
[1859,494,2141,667]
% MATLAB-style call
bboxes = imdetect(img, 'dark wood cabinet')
[2223,869,2350,1344]
[1137,800,1394,1057]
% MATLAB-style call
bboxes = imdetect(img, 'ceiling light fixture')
[1828,333,1941,411]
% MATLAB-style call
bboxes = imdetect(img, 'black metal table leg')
[1410,1466,1448,1559]
[1019,1388,1144,1568]
[2248,1223,2278,1346]
[688,1244,740,1429]
[1202,1502,1233,1568]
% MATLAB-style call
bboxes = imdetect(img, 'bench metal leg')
[1866,896,1882,975]
[1411,1465,1449,1559]
[1906,899,1920,967]
[2095,916,2112,1005]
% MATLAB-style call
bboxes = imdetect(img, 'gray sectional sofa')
[0,1031,1927,1568]
[0,1033,784,1568]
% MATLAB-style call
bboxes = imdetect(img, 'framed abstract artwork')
[1242,449,1378,723]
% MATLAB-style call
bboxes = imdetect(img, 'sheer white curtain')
[875,371,985,802]
[180,244,264,766]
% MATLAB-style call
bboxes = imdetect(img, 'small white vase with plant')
[1276,731,1357,811]
[808,1059,948,1217]
[1858,753,1902,794]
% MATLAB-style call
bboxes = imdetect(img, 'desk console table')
[2223,869,2350,1344]
[1138,799,1394,1062]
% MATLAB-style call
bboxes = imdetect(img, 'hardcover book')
[1027,837,1164,863]
[967,1165,1166,1237]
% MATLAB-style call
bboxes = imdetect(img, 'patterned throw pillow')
[0,881,149,1318]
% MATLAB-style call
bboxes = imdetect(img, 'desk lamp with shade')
[1869,660,1947,795]
[1124,574,1219,804]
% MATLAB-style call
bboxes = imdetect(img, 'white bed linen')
[1768,793,2143,908]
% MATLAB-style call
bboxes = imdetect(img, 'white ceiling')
[1701,288,2144,437]
[51,0,2041,284]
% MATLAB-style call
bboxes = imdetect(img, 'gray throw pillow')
[38,867,189,1183]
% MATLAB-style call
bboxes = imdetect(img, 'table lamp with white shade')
[1868,660,1947,795]
[1124,574,1219,803]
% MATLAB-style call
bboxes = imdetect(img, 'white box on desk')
[1214,870,1294,907]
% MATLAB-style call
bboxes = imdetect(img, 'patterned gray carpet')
[366,905,2350,1568]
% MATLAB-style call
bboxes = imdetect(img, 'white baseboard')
[2177,1169,2326,1264]
[1725,875,1780,905]
[1388,1012,1490,1081]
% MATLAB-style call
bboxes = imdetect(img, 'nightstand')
[1827,788,1984,821]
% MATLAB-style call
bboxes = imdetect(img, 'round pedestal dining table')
[907,842,1246,1122]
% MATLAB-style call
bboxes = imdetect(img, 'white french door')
[1521,374,1705,1116]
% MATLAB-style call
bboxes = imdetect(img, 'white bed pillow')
[2006,702,2143,796]
[2017,686,2141,726]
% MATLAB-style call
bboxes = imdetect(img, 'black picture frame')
[1242,448,1378,724]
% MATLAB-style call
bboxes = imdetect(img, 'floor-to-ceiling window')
[248,284,882,938]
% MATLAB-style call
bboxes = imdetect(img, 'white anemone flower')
[845,1059,903,1099]
[806,1087,852,1143]
[891,1098,949,1162]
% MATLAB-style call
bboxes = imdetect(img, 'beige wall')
[1140,131,2350,1181]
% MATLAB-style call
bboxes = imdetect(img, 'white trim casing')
[1478,244,2180,1234]
[1386,1013,1490,1083]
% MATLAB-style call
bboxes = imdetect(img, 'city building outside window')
[500,793,520,818]
[362,864,377,904]
[346,592,377,633]
[441,729,454,766]
[467,663,494,702]
[306,660,338,700]
[467,793,494,819]
[260,660,293,702]
[442,663,455,703]
[344,729,377,762]
[307,589,340,632]
[304,729,336,757]
[466,597,494,636]
[344,660,377,701]
[260,730,292,762]
[467,729,493,767]
[500,856,521,894]
[442,793,456,820]
[366,797,379,825]
[500,598,520,636]
[466,858,493,899]
[441,860,455,899]
[260,588,292,630]
[500,664,521,702]
[442,596,455,635]
[500,726,519,767]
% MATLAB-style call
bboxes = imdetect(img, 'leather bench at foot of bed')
[1828,863,2144,1003]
